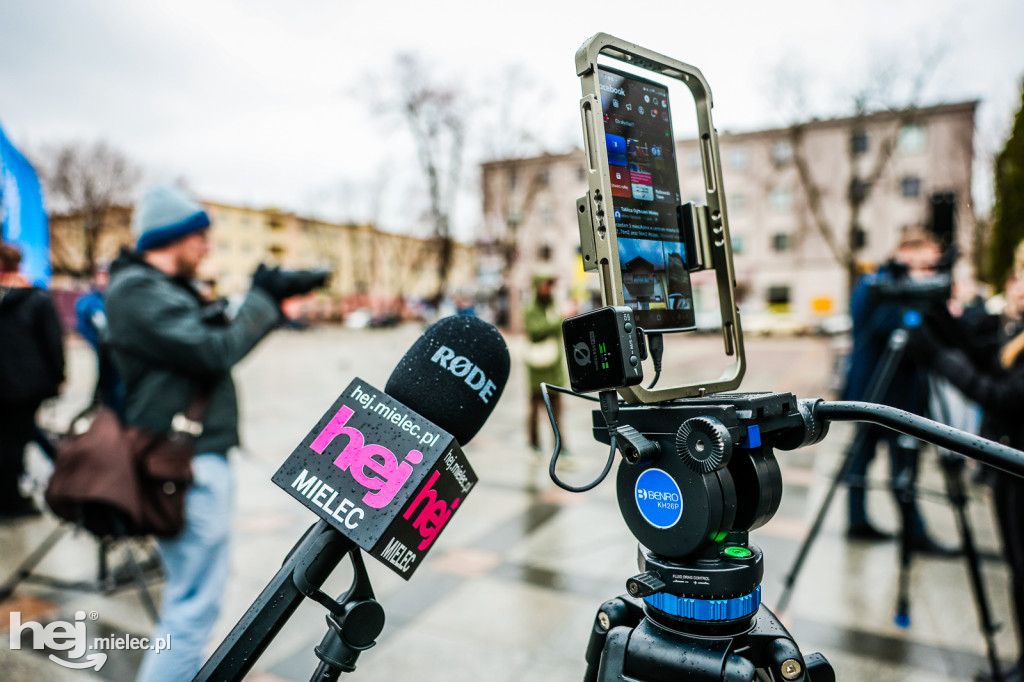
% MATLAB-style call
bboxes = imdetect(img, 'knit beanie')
[132,185,210,252]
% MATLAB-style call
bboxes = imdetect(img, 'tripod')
[571,392,836,681]
[777,324,1004,679]
[0,519,162,622]
[583,543,834,681]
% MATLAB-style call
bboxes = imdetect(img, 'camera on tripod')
[864,247,955,312]
[541,33,838,682]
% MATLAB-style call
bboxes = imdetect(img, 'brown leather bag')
[46,394,209,539]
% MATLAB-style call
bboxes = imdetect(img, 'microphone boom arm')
[195,520,384,682]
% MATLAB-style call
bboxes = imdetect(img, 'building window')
[768,285,790,305]
[901,176,921,198]
[730,193,747,211]
[771,233,790,252]
[731,235,745,254]
[767,285,791,311]
[853,225,867,249]
[851,130,868,155]
[536,170,550,187]
[897,123,926,153]
[538,244,552,261]
[771,140,793,167]
[728,146,749,171]
[769,187,792,211]
[849,178,871,202]
[577,165,586,181]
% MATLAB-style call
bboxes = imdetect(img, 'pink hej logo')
[402,470,459,551]
[310,405,422,509]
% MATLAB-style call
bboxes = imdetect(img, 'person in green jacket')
[105,185,327,682]
[524,273,568,454]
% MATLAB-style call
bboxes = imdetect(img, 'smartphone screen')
[599,65,695,331]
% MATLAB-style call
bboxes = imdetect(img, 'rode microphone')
[385,314,511,444]
[271,315,510,578]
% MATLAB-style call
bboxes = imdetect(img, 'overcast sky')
[1,0,1021,238]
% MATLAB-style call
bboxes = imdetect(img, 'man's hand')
[252,264,331,302]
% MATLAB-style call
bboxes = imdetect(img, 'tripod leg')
[944,457,1003,680]
[594,626,632,682]
[777,433,865,613]
[121,541,161,623]
[779,330,909,613]
[892,445,917,629]
[584,596,645,682]
[0,524,68,601]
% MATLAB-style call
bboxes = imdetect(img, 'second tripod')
[777,324,1004,680]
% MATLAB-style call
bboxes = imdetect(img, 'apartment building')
[49,200,476,320]
[481,101,977,332]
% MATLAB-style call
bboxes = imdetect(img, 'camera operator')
[910,257,1024,681]
[842,226,955,554]
[106,185,329,681]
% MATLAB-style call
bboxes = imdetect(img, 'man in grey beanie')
[105,184,328,681]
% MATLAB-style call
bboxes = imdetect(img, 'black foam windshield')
[385,316,510,445]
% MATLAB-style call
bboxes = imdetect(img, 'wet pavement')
[0,324,1016,681]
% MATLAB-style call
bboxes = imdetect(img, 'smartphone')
[598,65,695,331]
[576,33,745,402]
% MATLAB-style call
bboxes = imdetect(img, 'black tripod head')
[590,392,826,633]
[541,382,837,680]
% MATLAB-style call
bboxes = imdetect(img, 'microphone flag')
[272,377,477,579]
[0,122,50,288]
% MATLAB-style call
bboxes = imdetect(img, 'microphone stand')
[194,519,385,682]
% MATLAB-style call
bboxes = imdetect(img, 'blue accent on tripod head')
[746,425,761,448]
[903,309,922,328]
[644,585,761,621]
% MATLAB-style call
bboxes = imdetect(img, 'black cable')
[645,333,664,389]
[817,401,1024,479]
[540,383,618,492]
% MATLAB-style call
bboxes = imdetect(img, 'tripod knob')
[676,417,732,473]
[627,571,666,599]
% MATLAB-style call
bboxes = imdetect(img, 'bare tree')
[374,54,467,306]
[775,45,948,292]
[36,140,140,280]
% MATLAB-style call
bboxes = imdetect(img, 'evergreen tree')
[988,83,1024,287]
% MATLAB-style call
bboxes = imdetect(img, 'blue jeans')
[137,454,232,682]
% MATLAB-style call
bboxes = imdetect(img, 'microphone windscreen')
[385,315,510,445]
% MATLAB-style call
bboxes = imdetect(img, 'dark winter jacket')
[842,264,929,414]
[105,252,280,456]
[0,285,65,406]
[932,315,1024,450]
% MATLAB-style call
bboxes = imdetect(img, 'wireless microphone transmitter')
[563,306,646,393]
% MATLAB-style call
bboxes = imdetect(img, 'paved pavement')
[0,324,1017,681]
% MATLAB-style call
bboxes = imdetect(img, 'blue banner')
[0,121,50,288]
